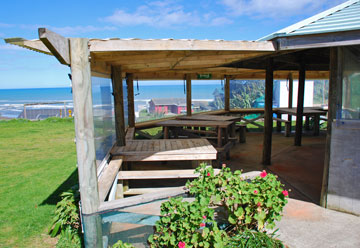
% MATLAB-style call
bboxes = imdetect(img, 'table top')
[177,114,240,122]
[276,107,327,115]
[156,119,233,128]
[112,139,217,161]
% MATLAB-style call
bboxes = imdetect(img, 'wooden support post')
[294,61,306,146]
[320,47,343,207]
[186,74,192,116]
[225,75,230,111]
[126,73,135,127]
[276,113,282,132]
[111,66,126,146]
[70,38,102,246]
[262,58,274,165]
[288,73,293,121]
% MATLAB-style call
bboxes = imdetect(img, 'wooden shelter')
[5,0,360,246]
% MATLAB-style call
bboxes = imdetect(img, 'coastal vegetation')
[0,118,77,247]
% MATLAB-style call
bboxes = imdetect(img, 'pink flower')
[207,172,211,176]
[260,170,267,178]
[200,223,206,227]
[178,241,186,248]
[222,163,226,168]
[257,202,261,207]
[254,190,258,194]
[282,190,289,197]
[202,215,207,219]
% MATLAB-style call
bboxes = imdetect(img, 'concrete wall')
[327,120,360,215]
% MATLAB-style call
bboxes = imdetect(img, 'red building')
[148,98,187,115]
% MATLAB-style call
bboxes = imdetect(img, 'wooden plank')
[98,158,123,202]
[38,28,70,65]
[186,74,192,116]
[89,39,276,53]
[156,119,233,128]
[70,38,99,215]
[225,75,230,111]
[118,169,221,180]
[124,187,186,195]
[111,66,126,146]
[98,186,186,212]
[295,61,306,146]
[262,58,273,165]
[125,127,135,140]
[126,73,135,127]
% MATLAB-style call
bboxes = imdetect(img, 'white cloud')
[221,0,343,19]
[103,1,232,27]
[0,44,24,51]
[15,24,117,36]
[0,23,14,28]
[49,25,117,36]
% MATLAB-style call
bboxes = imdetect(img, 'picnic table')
[275,107,327,136]
[156,119,234,148]
[176,114,240,137]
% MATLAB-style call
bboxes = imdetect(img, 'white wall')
[279,80,314,107]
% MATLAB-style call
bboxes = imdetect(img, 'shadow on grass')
[40,169,79,206]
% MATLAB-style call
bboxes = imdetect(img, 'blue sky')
[0,0,344,89]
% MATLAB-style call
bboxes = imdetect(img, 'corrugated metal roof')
[259,0,360,40]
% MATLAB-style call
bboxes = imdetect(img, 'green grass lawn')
[0,118,77,248]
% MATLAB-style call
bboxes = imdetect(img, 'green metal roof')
[259,0,360,41]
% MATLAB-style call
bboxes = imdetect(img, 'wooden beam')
[294,61,306,146]
[128,70,329,80]
[224,75,230,111]
[288,73,293,122]
[111,66,126,146]
[262,58,274,165]
[38,28,70,65]
[277,30,360,51]
[98,186,186,212]
[70,38,99,214]
[186,74,192,116]
[5,38,52,55]
[89,39,276,53]
[126,73,135,127]
[320,47,343,207]
[92,51,269,63]
[98,158,123,202]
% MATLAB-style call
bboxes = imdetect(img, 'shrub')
[148,197,228,248]
[186,164,288,231]
[147,163,288,247]
[49,185,82,247]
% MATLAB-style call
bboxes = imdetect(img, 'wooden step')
[118,168,221,180]
[124,187,181,195]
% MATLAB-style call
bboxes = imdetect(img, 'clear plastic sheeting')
[191,80,224,113]
[230,80,265,109]
[342,46,360,120]
[134,81,186,123]
[91,76,115,167]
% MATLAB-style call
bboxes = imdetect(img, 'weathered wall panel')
[327,120,360,215]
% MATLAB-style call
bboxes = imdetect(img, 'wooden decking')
[111,138,217,162]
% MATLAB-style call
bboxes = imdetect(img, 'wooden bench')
[110,138,217,198]
[125,127,135,141]
[118,168,221,196]
[235,124,247,143]
[273,117,291,137]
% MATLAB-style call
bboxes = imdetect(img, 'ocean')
[0,85,222,119]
